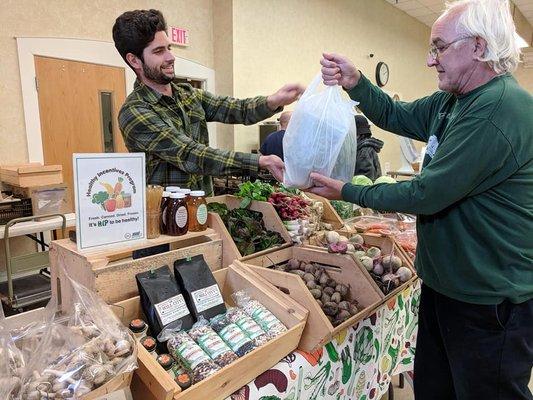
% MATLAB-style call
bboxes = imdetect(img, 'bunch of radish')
[268,192,311,221]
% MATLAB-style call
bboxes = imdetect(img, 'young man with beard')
[309,0,532,398]
[113,9,304,195]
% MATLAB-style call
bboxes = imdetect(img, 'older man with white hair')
[310,0,533,398]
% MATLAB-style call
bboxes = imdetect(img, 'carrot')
[114,177,124,195]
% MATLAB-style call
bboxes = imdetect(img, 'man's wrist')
[266,95,279,111]
[343,71,362,91]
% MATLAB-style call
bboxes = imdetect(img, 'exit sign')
[170,27,189,47]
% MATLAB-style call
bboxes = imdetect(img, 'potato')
[335,284,349,297]
[310,289,322,299]
[323,287,335,296]
[338,301,350,311]
[331,292,342,304]
[306,280,317,290]
[291,270,306,279]
[287,259,300,270]
[326,279,337,288]
[304,263,316,274]
[322,302,339,316]
[321,293,331,304]
[303,273,315,282]
[319,273,329,286]
[349,303,359,316]
[337,310,351,321]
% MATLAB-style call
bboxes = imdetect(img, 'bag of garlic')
[0,307,23,399]
[3,256,137,400]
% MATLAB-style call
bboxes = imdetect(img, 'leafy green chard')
[208,202,284,256]
[235,181,274,208]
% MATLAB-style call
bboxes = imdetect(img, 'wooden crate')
[50,230,224,308]
[237,246,383,351]
[5,307,135,399]
[304,192,344,230]
[1,163,63,187]
[112,264,308,400]
[306,232,417,302]
[206,195,292,267]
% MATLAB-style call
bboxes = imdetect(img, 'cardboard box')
[1,163,63,187]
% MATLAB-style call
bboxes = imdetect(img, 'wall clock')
[376,61,389,87]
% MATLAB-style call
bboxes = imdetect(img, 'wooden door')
[34,56,128,212]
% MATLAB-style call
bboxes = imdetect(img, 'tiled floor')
[380,375,413,400]
[380,372,533,400]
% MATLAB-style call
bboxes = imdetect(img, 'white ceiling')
[385,0,533,43]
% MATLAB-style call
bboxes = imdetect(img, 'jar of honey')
[167,193,188,236]
[160,191,171,234]
[165,186,180,192]
[187,190,208,232]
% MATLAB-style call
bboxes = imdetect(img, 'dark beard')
[142,62,174,85]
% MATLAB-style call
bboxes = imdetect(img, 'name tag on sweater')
[426,135,439,158]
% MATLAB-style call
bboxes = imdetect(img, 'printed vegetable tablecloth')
[228,279,421,400]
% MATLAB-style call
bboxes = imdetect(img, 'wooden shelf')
[52,228,216,262]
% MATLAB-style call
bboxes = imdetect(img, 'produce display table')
[228,279,421,400]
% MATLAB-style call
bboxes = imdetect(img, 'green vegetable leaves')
[92,191,109,210]
[208,202,284,256]
[235,181,274,208]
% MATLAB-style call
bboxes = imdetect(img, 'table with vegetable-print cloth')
[228,279,421,400]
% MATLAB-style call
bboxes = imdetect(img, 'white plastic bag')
[283,74,357,188]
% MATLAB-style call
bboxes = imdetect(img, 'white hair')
[443,0,521,74]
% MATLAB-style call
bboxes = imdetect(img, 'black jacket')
[259,130,285,160]
[355,136,384,181]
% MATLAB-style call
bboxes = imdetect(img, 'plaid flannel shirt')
[118,80,279,196]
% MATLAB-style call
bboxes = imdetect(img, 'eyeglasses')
[428,36,473,60]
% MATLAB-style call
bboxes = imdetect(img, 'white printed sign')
[73,153,146,251]
[191,284,224,313]
[154,294,190,326]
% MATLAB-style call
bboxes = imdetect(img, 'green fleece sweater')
[342,73,533,304]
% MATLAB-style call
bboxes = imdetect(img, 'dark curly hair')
[112,9,167,69]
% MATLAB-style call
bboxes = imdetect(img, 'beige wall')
[512,4,533,93]
[231,0,437,171]
[0,0,214,166]
[213,0,235,150]
[513,2,533,47]
[514,63,533,91]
